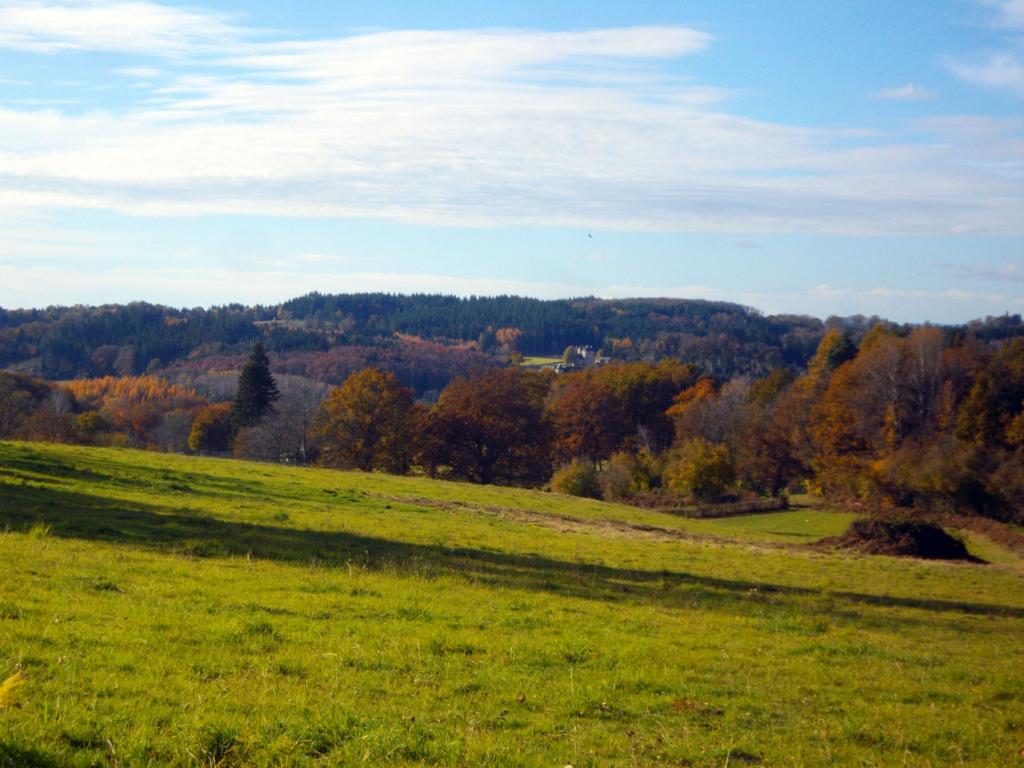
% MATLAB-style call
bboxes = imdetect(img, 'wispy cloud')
[980,0,1024,29]
[115,66,163,79]
[0,0,244,55]
[874,83,938,101]
[0,2,1020,237]
[947,1,1024,98]
[944,262,1024,281]
[812,284,983,301]
[947,52,1024,98]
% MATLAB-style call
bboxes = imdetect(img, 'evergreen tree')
[230,342,280,430]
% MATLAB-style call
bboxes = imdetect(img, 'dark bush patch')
[821,517,977,561]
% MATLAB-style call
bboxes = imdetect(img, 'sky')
[0,0,1022,322]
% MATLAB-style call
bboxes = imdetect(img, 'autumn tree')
[421,368,552,485]
[230,341,280,431]
[733,371,803,497]
[549,368,629,462]
[763,328,864,482]
[0,372,51,438]
[954,339,1024,518]
[22,388,77,443]
[669,377,750,448]
[550,361,696,463]
[495,327,523,355]
[64,375,201,446]
[188,403,233,454]
[956,338,1024,449]
[606,360,695,450]
[808,328,857,377]
[312,368,417,473]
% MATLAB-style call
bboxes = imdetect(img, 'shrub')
[75,411,108,440]
[599,451,655,501]
[664,438,735,502]
[551,458,602,499]
[188,403,233,454]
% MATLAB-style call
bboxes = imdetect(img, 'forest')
[2,312,1022,523]
[0,293,937,384]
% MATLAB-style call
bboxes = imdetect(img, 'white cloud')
[807,283,1014,304]
[874,83,937,101]
[0,5,1019,236]
[0,0,243,55]
[947,52,1024,98]
[945,262,1024,281]
[950,3,1024,98]
[291,253,361,265]
[115,66,163,79]
[980,0,1024,29]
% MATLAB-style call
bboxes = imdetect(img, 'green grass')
[1,441,1023,767]
[519,356,562,367]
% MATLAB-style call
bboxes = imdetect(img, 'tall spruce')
[230,341,280,430]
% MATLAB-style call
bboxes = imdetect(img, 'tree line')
[4,326,1020,521]
[16,294,1018,383]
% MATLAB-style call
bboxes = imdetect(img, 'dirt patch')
[378,494,790,549]
[820,517,978,561]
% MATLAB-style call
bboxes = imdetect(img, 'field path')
[381,494,794,549]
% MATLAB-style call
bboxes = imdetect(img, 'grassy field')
[518,357,562,368]
[1,441,1023,767]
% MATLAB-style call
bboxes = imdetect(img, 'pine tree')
[230,342,280,430]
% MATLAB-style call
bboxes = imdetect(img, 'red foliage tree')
[420,368,552,485]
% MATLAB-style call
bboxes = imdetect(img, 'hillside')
[0,294,857,389]
[2,442,1023,766]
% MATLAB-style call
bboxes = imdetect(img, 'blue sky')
[0,0,1021,322]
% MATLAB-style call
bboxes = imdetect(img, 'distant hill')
[1,293,1021,392]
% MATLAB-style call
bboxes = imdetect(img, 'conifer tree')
[230,342,280,430]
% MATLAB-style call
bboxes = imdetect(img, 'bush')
[551,458,602,499]
[188,403,233,454]
[599,451,656,501]
[75,410,116,446]
[664,438,735,502]
[824,516,974,561]
[75,411,108,438]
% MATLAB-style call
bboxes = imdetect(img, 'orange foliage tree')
[188,403,233,454]
[312,368,418,473]
[65,375,201,445]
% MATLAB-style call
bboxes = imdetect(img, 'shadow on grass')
[0,742,62,768]
[0,444,291,503]
[2,481,1023,622]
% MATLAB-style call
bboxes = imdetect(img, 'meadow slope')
[1,441,1023,767]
